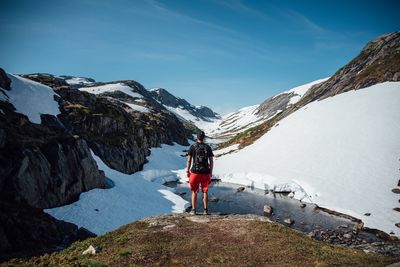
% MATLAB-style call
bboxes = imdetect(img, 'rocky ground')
[2,214,398,266]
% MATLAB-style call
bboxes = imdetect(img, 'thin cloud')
[280,8,327,34]
[216,0,270,20]
[138,52,186,61]
[144,0,242,36]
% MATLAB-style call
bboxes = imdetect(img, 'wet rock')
[263,205,273,216]
[300,203,306,208]
[209,196,219,202]
[393,208,400,212]
[237,187,245,192]
[364,212,371,216]
[395,223,400,228]
[398,180,400,187]
[338,224,348,229]
[284,218,294,225]
[178,192,186,196]
[392,188,400,194]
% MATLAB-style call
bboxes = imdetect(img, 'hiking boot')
[203,209,209,215]
[190,209,196,215]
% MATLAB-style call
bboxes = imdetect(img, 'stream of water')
[166,180,384,243]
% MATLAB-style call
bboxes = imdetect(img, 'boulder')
[82,245,99,255]
[300,203,306,208]
[263,205,273,216]
[284,218,294,225]
[393,188,400,194]
[237,187,245,192]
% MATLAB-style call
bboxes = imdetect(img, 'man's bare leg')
[191,191,197,212]
[203,192,208,211]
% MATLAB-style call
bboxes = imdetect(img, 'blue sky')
[0,0,399,114]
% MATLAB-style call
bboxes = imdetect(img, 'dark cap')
[197,131,205,140]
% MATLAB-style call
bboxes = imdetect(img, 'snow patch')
[79,83,143,99]
[65,77,94,85]
[5,74,60,124]
[123,102,150,113]
[45,144,189,235]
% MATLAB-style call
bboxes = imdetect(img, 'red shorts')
[189,173,211,193]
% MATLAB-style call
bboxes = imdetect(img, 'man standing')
[186,131,214,215]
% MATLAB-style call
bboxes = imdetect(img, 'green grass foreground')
[2,214,397,267]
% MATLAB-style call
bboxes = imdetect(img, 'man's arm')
[209,156,214,176]
[186,155,192,178]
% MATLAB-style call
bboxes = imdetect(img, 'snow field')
[213,82,400,236]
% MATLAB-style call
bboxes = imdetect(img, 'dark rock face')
[148,88,219,120]
[0,67,11,90]
[0,201,94,261]
[0,101,105,209]
[22,73,69,88]
[194,106,216,118]
[302,31,400,103]
[56,84,191,174]
[0,99,104,256]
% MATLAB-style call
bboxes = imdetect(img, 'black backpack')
[192,143,210,173]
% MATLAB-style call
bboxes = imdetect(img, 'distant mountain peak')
[147,87,219,122]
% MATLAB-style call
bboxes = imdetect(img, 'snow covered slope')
[207,78,328,140]
[214,82,400,236]
[0,74,60,124]
[45,143,189,235]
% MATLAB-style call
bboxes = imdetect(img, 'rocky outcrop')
[148,87,219,120]
[56,84,191,174]
[0,98,104,256]
[0,68,11,90]
[0,200,95,261]
[302,31,400,103]
[0,100,105,209]
[22,73,69,88]
[14,74,193,174]
[256,92,295,118]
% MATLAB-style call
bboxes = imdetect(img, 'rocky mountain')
[220,31,400,148]
[0,70,103,258]
[211,78,328,140]
[0,68,195,258]
[148,87,219,122]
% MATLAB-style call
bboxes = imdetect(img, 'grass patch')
[2,215,396,267]
[64,103,91,114]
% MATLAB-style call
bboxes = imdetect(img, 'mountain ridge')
[218,31,400,149]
